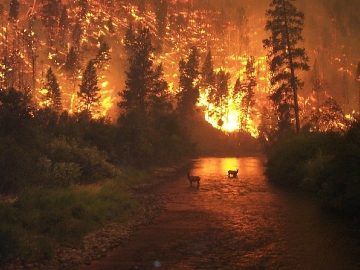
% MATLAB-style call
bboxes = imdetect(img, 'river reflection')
[73,157,360,270]
[184,157,360,269]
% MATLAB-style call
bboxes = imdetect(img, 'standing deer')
[228,169,239,177]
[187,172,200,187]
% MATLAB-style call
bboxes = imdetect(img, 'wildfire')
[2,0,351,137]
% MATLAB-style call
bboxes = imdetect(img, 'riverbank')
[1,162,191,270]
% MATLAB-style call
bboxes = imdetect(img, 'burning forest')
[0,0,360,137]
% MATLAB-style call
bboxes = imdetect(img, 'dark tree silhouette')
[213,69,230,126]
[201,49,215,92]
[43,67,62,112]
[59,5,69,43]
[176,46,200,118]
[263,0,309,134]
[41,0,59,29]
[0,87,33,135]
[64,46,81,91]
[123,22,136,57]
[118,26,155,117]
[9,0,20,22]
[78,60,101,115]
[240,56,256,131]
[72,21,82,48]
[154,0,168,38]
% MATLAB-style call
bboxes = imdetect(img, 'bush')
[265,132,342,186]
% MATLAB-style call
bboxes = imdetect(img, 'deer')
[228,169,239,178]
[187,172,200,187]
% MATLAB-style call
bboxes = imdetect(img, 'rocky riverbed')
[1,166,184,270]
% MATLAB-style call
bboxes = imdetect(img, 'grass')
[0,172,145,264]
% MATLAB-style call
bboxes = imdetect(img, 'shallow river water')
[75,157,360,270]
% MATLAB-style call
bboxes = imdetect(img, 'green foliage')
[266,128,360,220]
[265,132,342,186]
[0,87,33,136]
[0,183,138,262]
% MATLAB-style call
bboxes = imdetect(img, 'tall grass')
[0,181,139,263]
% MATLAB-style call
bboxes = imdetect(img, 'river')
[74,157,360,270]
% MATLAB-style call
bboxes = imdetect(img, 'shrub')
[265,132,342,186]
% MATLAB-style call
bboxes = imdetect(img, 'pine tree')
[41,0,59,29]
[9,0,20,22]
[154,0,168,38]
[119,26,155,117]
[263,0,309,134]
[78,60,101,115]
[43,67,62,112]
[176,46,200,118]
[72,21,82,49]
[148,63,172,121]
[201,49,216,116]
[201,49,215,92]
[240,56,256,131]
[124,22,136,57]
[64,46,81,90]
[213,69,230,126]
[59,5,69,32]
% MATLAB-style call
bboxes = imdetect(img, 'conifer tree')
[154,0,168,38]
[78,60,101,115]
[64,46,81,91]
[176,46,200,118]
[240,56,256,131]
[201,49,215,92]
[119,26,171,123]
[44,67,62,112]
[41,0,59,29]
[72,21,82,48]
[148,63,172,121]
[263,0,309,134]
[124,23,136,57]
[59,5,69,31]
[201,49,216,115]
[9,0,20,22]
[213,69,230,126]
[119,26,155,117]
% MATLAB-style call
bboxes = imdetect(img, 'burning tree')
[263,0,309,135]
[77,60,101,116]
